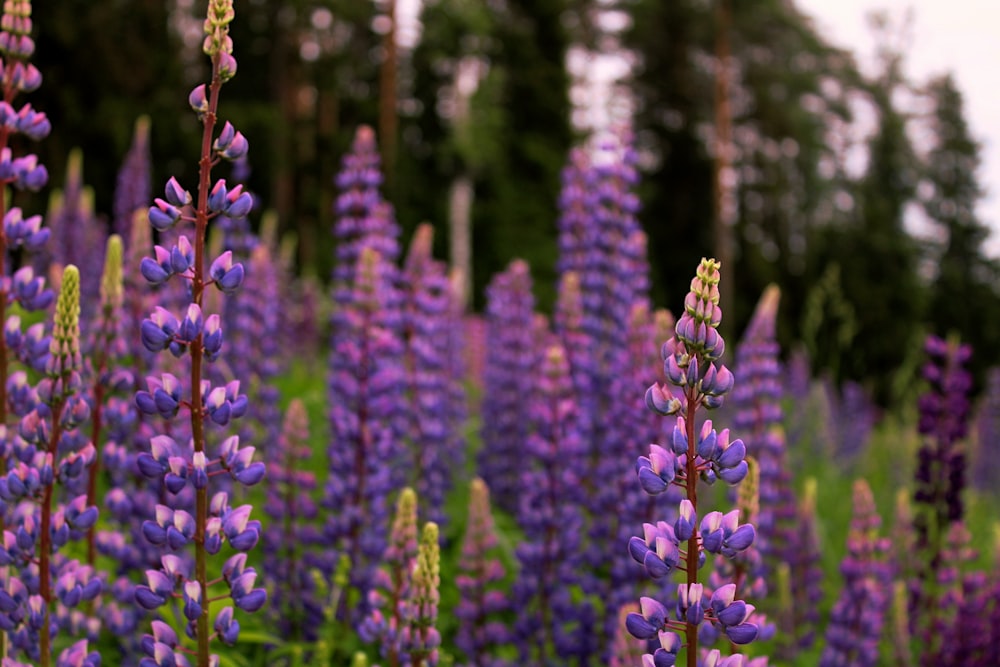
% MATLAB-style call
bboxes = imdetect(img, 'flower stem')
[684,392,699,667]
[38,402,66,667]
[191,55,223,667]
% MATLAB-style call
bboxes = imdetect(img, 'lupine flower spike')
[628,258,760,667]
[819,479,890,667]
[455,478,510,667]
[361,487,419,663]
[407,522,441,667]
[133,2,264,666]
[0,266,100,666]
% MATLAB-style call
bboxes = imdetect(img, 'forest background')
[24,0,1000,409]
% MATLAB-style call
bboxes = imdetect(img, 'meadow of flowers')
[1,1,999,666]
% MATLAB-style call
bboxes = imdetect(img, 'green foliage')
[801,263,857,380]
[400,0,574,311]
[922,73,1000,392]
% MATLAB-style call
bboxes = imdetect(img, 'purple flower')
[131,2,265,659]
[819,479,890,667]
[626,259,762,665]
[455,478,510,666]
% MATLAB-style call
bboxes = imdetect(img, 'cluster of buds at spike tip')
[627,259,760,666]
[202,0,236,78]
[0,0,33,58]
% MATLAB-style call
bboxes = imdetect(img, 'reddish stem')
[684,390,699,667]
[190,55,223,667]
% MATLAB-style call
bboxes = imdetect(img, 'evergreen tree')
[804,13,927,405]
[923,73,1000,386]
[400,0,573,311]
[623,0,862,344]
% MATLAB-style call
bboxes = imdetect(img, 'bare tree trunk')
[449,173,473,310]
[379,0,398,193]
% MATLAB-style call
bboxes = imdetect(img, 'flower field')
[1,1,1000,666]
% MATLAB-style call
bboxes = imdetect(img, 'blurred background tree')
[27,0,1000,409]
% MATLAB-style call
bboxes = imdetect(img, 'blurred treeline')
[28,0,1000,408]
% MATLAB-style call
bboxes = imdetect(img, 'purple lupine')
[911,334,973,644]
[1,266,101,665]
[131,4,266,665]
[930,521,989,665]
[512,343,593,665]
[832,380,879,464]
[361,487,419,664]
[703,458,776,656]
[0,0,52,539]
[220,241,283,458]
[332,125,400,286]
[82,235,128,566]
[731,287,813,654]
[113,115,152,244]
[41,151,107,323]
[324,245,404,625]
[455,478,510,667]
[554,133,653,658]
[627,258,760,667]
[360,489,442,667]
[608,302,679,641]
[784,478,822,653]
[819,479,891,667]
[979,535,1000,667]
[731,286,793,563]
[403,521,441,667]
[971,367,1000,493]
[122,210,157,373]
[479,259,536,514]
[262,398,322,642]
[400,224,458,528]
[81,231,158,657]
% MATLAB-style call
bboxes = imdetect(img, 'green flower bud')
[412,521,440,625]
[387,487,418,564]
[50,264,81,375]
[738,455,759,525]
[101,234,124,314]
[202,0,235,57]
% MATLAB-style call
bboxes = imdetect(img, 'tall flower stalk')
[627,258,759,667]
[132,2,265,665]
[911,334,972,661]
[455,478,509,667]
[84,235,125,566]
[819,479,890,667]
[0,0,52,659]
[1,266,101,666]
[0,0,50,523]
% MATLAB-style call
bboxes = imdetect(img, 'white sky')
[800,0,1000,253]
